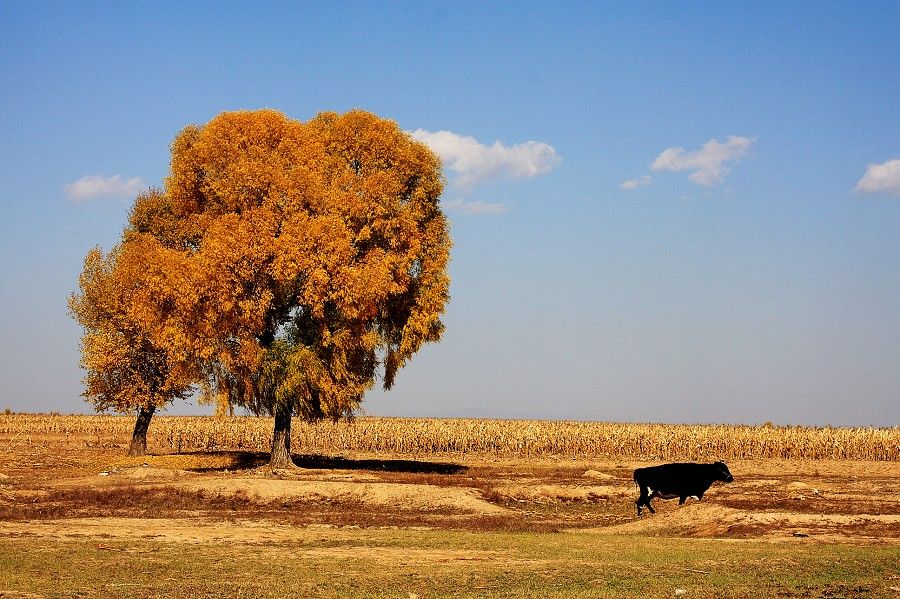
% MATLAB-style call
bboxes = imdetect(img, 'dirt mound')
[171,478,507,515]
[121,466,196,480]
[49,466,197,488]
[577,501,900,541]
[493,483,629,503]
[592,503,751,537]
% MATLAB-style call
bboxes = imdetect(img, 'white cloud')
[651,136,754,186]
[443,199,509,215]
[64,174,145,201]
[410,129,560,188]
[620,175,652,190]
[855,158,900,196]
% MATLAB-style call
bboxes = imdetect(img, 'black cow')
[634,461,733,516]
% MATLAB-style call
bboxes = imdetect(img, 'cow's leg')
[646,490,657,514]
[636,485,651,516]
[679,496,687,505]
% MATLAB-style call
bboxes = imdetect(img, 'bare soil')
[2,431,899,544]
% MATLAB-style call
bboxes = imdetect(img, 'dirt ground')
[2,432,899,545]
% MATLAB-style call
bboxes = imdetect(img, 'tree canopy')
[72,109,451,466]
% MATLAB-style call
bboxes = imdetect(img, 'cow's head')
[713,461,734,483]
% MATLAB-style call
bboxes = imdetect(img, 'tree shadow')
[180,451,467,475]
[177,451,270,472]
[292,454,467,475]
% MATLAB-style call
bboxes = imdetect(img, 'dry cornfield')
[1,414,897,461]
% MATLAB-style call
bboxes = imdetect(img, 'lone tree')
[128,109,450,468]
[69,190,196,455]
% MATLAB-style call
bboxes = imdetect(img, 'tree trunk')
[128,404,156,457]
[270,403,295,469]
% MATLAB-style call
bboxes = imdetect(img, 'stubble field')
[1,414,898,598]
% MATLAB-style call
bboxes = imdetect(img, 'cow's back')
[635,462,714,494]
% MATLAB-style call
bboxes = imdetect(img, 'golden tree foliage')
[124,109,451,464]
[68,242,193,414]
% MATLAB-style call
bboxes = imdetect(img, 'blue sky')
[1,2,898,426]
